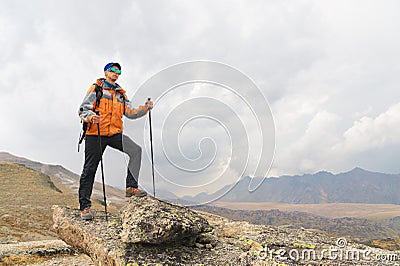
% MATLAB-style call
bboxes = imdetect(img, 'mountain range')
[183,168,400,204]
[2,151,400,205]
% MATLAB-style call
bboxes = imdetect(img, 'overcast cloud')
[1,0,400,197]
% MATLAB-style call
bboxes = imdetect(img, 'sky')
[1,0,400,197]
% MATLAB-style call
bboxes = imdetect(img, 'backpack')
[77,82,103,152]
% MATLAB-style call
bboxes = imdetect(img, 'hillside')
[0,162,108,244]
[213,202,400,220]
[0,152,126,209]
[184,168,400,204]
[192,204,400,242]
[0,152,177,206]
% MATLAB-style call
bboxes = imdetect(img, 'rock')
[52,202,400,265]
[52,204,245,265]
[120,196,211,245]
[0,239,93,266]
[52,206,125,266]
[196,232,217,245]
[195,243,204,248]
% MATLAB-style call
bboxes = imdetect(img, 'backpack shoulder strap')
[116,89,127,114]
[92,80,104,110]
[78,80,104,151]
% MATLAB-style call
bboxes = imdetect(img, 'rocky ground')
[52,196,400,266]
[0,239,93,265]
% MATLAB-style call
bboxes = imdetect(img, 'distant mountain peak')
[314,170,334,176]
[351,167,366,172]
[347,167,378,175]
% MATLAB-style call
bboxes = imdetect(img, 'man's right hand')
[91,115,100,124]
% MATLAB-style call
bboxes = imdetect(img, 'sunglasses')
[107,67,121,75]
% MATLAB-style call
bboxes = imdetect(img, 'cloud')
[275,110,342,174]
[341,102,400,153]
[273,101,400,176]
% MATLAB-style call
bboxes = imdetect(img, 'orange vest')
[79,79,148,137]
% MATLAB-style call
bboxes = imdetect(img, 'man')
[78,62,153,220]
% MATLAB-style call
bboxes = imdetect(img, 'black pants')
[78,133,142,210]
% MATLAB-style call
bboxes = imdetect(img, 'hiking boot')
[81,207,94,220]
[126,187,147,197]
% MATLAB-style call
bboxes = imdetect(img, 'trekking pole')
[148,98,156,197]
[95,111,108,221]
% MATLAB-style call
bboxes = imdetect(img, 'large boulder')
[120,196,212,245]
